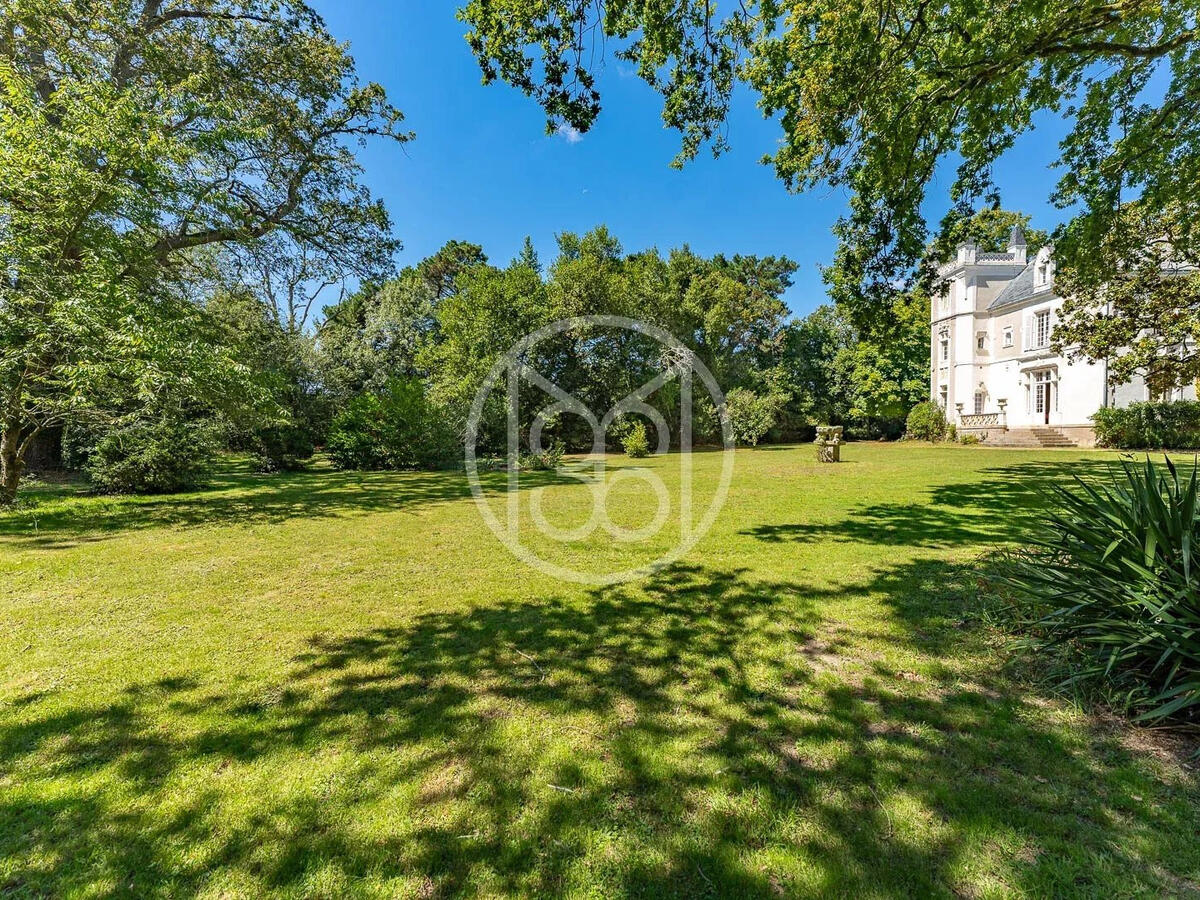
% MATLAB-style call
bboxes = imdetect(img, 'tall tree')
[514,235,541,274]
[0,0,407,501]
[837,292,931,430]
[781,305,854,429]
[317,271,439,404]
[421,259,551,450]
[418,240,488,299]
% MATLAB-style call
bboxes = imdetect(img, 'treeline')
[48,226,931,493]
[50,207,1054,495]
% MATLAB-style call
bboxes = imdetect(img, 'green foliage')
[513,236,541,274]
[80,416,220,495]
[0,0,407,502]
[326,379,459,471]
[419,227,796,455]
[420,259,551,451]
[520,440,565,471]
[959,432,980,445]
[779,305,853,436]
[251,426,315,474]
[1055,203,1200,396]
[905,402,947,442]
[418,240,488,299]
[318,270,441,405]
[205,287,318,472]
[622,422,650,458]
[1092,402,1200,450]
[725,388,786,447]
[1003,457,1200,723]
[837,293,930,430]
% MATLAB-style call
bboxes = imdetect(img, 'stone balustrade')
[959,412,1000,429]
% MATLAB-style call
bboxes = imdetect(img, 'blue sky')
[313,2,1075,316]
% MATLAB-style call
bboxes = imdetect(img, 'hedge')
[1092,400,1200,450]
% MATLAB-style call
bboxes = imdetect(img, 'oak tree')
[0,0,408,501]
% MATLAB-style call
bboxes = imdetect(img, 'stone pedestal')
[815,425,843,463]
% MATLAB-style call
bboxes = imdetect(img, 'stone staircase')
[983,427,1078,448]
[1030,427,1079,448]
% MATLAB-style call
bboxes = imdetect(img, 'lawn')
[1,444,1198,898]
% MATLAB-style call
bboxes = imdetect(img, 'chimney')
[1007,225,1027,264]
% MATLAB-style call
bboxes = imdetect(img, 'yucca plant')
[1004,456,1200,723]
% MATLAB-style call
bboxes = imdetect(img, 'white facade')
[929,228,1195,444]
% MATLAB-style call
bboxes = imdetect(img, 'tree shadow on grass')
[2,563,1197,897]
[0,461,571,551]
[741,458,1120,549]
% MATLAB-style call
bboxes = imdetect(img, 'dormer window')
[1034,246,1053,289]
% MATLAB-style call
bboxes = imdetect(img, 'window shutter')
[1023,314,1033,351]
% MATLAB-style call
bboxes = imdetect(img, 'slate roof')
[988,260,1039,309]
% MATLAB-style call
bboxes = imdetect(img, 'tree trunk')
[0,422,24,505]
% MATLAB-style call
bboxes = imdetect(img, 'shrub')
[326,378,459,470]
[1092,401,1200,450]
[946,423,957,442]
[725,388,785,447]
[905,402,947,441]
[623,422,650,458]
[959,432,981,445]
[81,416,220,494]
[520,440,565,471]
[1002,457,1200,723]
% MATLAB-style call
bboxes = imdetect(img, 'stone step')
[1030,428,1078,448]
[980,427,1078,448]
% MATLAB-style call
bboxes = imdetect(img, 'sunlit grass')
[1,444,1198,897]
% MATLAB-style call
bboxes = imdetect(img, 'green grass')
[1,444,1198,898]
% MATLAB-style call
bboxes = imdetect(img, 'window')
[940,338,950,361]
[1003,326,1013,348]
[938,386,948,409]
[1035,310,1051,348]
[974,392,985,415]
[976,334,986,351]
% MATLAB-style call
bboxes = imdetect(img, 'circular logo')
[465,315,735,585]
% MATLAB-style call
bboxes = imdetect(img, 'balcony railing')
[959,412,1000,429]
